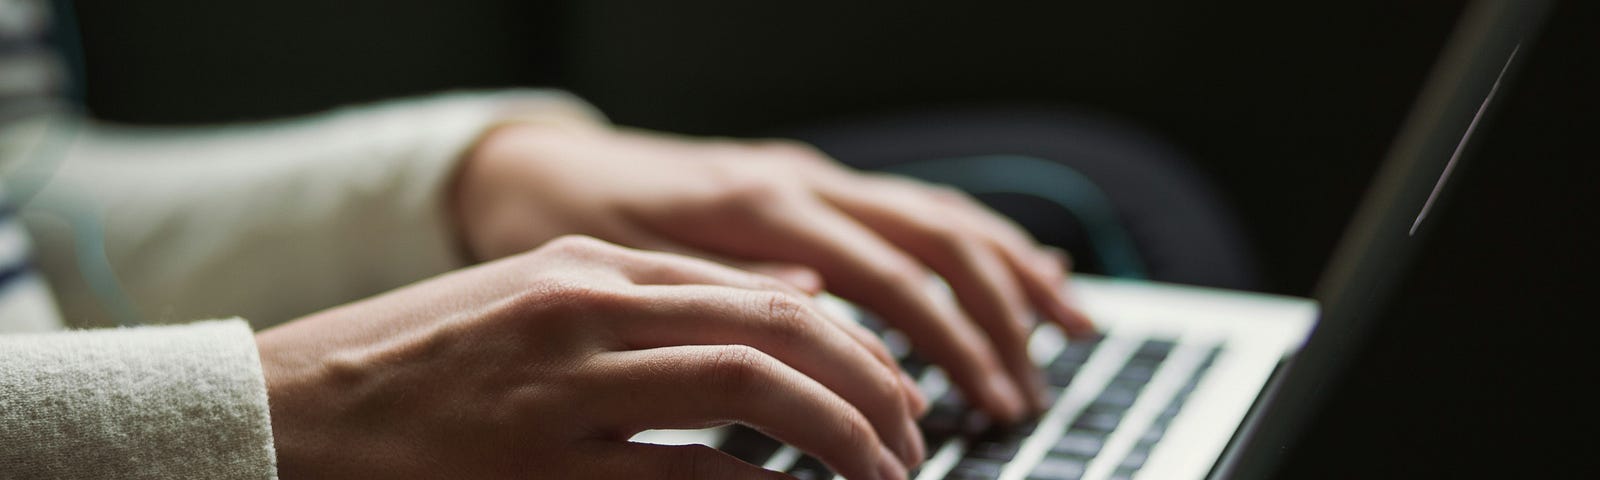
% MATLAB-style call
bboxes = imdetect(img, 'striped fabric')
[1,0,67,331]
[0,0,67,106]
[0,187,62,332]
[0,196,29,283]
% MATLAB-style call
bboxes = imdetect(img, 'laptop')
[633,1,1550,478]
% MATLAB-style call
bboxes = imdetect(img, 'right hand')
[453,125,1096,422]
[255,235,926,479]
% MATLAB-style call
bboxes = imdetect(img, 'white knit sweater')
[0,89,603,479]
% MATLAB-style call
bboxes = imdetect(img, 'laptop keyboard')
[718,318,1224,480]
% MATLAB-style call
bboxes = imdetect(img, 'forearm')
[20,89,604,329]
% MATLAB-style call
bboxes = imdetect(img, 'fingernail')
[986,375,1027,424]
[899,415,926,467]
[899,370,929,415]
[878,443,909,480]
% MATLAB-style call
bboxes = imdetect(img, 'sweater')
[1,89,605,479]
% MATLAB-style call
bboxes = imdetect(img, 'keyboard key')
[965,434,1026,461]
[946,458,1005,480]
[1052,339,1099,366]
[1120,446,1150,469]
[1198,346,1223,368]
[1115,364,1158,383]
[1069,407,1123,433]
[1009,418,1041,435]
[1050,430,1104,457]
[1138,421,1168,445]
[1048,356,1086,373]
[901,353,930,378]
[787,455,832,480]
[1047,368,1080,387]
[1093,383,1142,408]
[858,312,888,333]
[881,329,913,360]
[1030,454,1088,479]
[1157,401,1182,420]
[922,392,989,446]
[719,426,782,466]
[1046,338,1102,387]
[923,393,967,434]
[1133,340,1176,360]
[924,428,955,453]
[1173,383,1197,400]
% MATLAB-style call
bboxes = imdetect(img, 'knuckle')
[720,175,792,206]
[706,176,804,224]
[838,410,880,456]
[544,234,610,255]
[865,364,910,417]
[758,292,813,344]
[873,363,905,399]
[522,278,633,317]
[525,277,591,303]
[704,345,772,398]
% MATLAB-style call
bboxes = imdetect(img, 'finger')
[817,299,931,416]
[590,243,918,414]
[745,263,826,295]
[622,227,827,294]
[612,284,925,465]
[585,345,910,480]
[900,180,1093,330]
[864,178,1097,337]
[939,245,1047,412]
[607,231,918,411]
[574,239,811,295]
[1003,245,1098,338]
[722,196,1029,423]
[599,246,906,394]
[944,199,1096,337]
[817,185,1048,411]
[584,442,791,480]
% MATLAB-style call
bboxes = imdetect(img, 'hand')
[452,124,1095,421]
[257,236,925,479]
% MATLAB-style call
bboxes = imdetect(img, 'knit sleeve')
[0,319,276,479]
[19,89,605,330]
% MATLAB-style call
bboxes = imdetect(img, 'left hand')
[450,123,1095,423]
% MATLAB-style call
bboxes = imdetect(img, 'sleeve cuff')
[330,89,608,282]
[0,319,278,479]
[19,89,605,329]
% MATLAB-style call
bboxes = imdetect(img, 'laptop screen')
[1214,1,1552,477]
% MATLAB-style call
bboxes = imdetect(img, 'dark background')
[69,0,1596,476]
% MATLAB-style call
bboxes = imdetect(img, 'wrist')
[451,121,601,260]
[256,319,375,479]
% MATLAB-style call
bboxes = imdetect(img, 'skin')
[257,122,1096,478]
